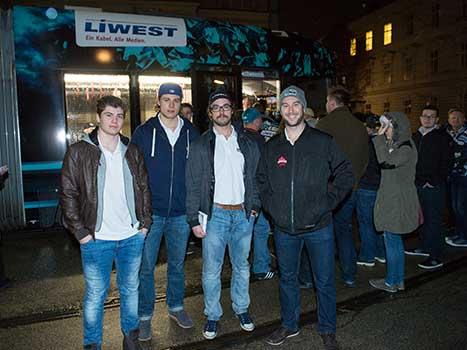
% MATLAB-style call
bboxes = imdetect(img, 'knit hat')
[279,85,307,109]
[158,83,183,99]
[208,89,233,106]
[242,108,261,124]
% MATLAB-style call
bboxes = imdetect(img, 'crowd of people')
[59,82,467,350]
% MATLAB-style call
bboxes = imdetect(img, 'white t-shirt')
[213,126,245,205]
[95,142,138,241]
[159,115,183,147]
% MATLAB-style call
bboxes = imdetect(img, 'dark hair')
[181,102,193,111]
[96,95,126,116]
[422,104,439,116]
[448,107,464,116]
[327,87,350,106]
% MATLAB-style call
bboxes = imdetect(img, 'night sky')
[278,0,394,42]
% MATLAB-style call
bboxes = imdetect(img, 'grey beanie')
[279,85,307,109]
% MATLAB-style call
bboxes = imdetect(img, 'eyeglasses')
[210,104,232,112]
[420,115,437,119]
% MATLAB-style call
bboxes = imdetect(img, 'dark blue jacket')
[131,114,199,217]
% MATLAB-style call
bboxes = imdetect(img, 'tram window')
[242,79,280,118]
[64,74,131,144]
[139,76,192,122]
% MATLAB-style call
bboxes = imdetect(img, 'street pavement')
[1,228,467,349]
[220,263,467,350]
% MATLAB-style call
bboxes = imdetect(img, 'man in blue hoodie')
[131,83,199,341]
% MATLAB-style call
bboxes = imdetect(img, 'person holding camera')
[369,112,419,293]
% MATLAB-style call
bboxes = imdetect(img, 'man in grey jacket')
[186,89,261,340]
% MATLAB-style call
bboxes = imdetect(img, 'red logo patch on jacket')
[277,155,287,168]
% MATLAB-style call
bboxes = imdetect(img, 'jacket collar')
[88,127,130,147]
[277,124,312,145]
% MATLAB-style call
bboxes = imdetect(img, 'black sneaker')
[253,270,275,280]
[266,326,300,346]
[418,258,443,270]
[320,333,339,350]
[404,248,429,257]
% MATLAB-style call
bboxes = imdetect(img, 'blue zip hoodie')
[131,113,199,217]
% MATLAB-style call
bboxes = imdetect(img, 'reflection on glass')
[242,79,280,117]
[64,74,131,144]
[139,76,192,121]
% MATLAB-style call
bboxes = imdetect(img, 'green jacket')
[317,106,368,188]
[372,112,419,234]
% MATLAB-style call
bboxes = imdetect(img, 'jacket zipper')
[167,145,175,217]
[290,146,295,234]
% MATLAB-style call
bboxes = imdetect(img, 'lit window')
[384,23,392,45]
[366,31,373,51]
[350,38,357,56]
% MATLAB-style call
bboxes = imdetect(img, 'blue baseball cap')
[158,83,183,99]
[242,108,261,124]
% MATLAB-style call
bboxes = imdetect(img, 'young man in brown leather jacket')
[60,96,152,350]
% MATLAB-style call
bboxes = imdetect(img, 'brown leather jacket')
[60,128,152,241]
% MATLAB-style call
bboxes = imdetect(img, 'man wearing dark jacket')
[131,83,199,339]
[258,86,354,349]
[317,88,368,287]
[243,107,275,280]
[186,90,260,340]
[61,96,152,350]
[405,105,452,269]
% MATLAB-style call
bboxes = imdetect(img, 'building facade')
[341,0,467,129]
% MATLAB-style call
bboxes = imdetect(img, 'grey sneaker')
[123,329,143,350]
[266,326,300,346]
[168,310,194,329]
[138,319,152,341]
[395,281,405,291]
[369,278,398,293]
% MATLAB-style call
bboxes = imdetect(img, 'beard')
[212,115,231,127]
[284,114,305,127]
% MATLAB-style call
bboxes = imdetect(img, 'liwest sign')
[75,11,187,47]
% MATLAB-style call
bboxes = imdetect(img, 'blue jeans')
[417,185,445,260]
[138,215,190,319]
[274,223,336,334]
[450,176,467,240]
[252,211,272,274]
[333,191,357,283]
[383,232,404,285]
[356,188,385,262]
[298,248,313,286]
[202,206,254,320]
[80,232,145,346]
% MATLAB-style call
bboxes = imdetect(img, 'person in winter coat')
[369,112,419,293]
